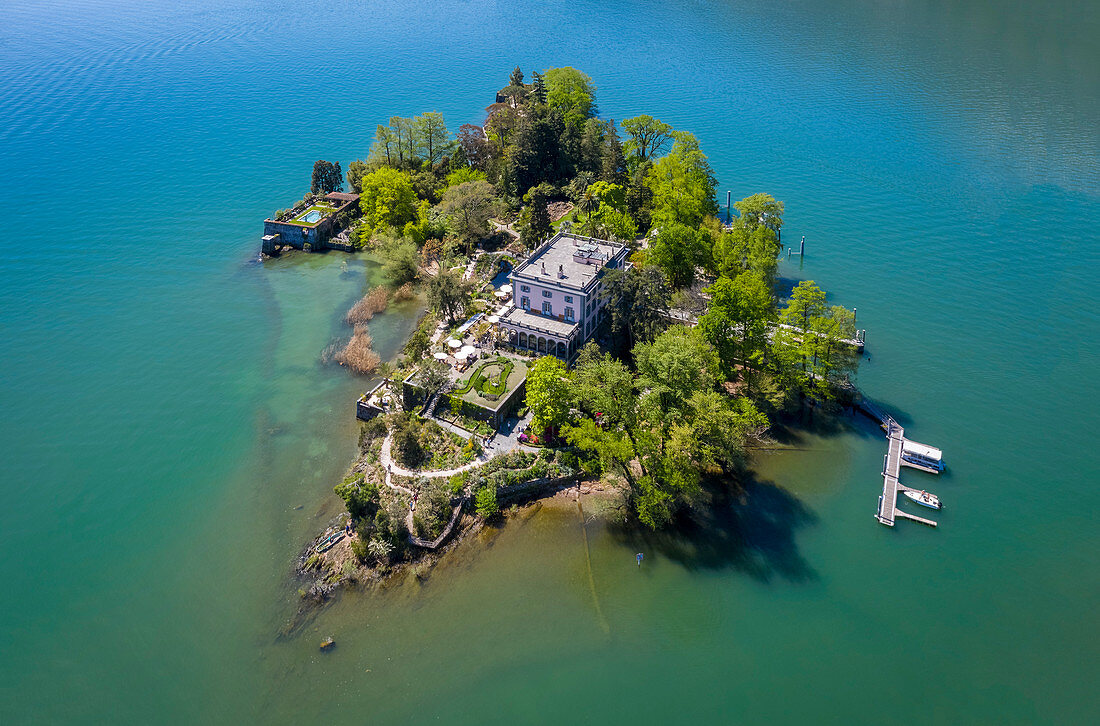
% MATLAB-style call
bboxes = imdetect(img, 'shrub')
[475,486,500,518]
[448,472,468,495]
[359,417,387,450]
[392,415,425,468]
[350,538,369,563]
[335,474,380,520]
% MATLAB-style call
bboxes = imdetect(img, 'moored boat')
[903,489,941,510]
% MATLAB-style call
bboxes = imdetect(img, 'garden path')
[377,411,535,549]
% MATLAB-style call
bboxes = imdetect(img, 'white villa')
[498,231,629,361]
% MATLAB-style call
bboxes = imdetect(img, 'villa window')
[542,301,553,316]
[542,290,552,298]
[564,295,573,303]
[565,307,575,322]
[520,285,530,293]
[521,296,530,310]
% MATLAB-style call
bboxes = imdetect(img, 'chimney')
[541,262,546,275]
[558,264,564,278]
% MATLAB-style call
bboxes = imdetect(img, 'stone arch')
[519,332,527,347]
[538,337,546,353]
[557,341,567,358]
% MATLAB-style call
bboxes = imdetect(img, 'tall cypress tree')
[602,121,627,186]
[531,71,548,105]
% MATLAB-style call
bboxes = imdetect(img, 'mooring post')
[799,235,805,258]
[853,307,857,322]
[726,191,731,224]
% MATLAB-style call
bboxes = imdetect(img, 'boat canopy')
[902,440,942,461]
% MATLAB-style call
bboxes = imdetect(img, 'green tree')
[379,237,420,286]
[485,105,519,151]
[733,192,784,233]
[445,167,486,187]
[645,131,718,229]
[624,161,654,232]
[438,180,499,254]
[392,415,425,468]
[404,326,430,361]
[530,70,548,105]
[346,159,369,193]
[456,124,490,171]
[774,280,830,398]
[587,181,626,212]
[358,167,418,236]
[580,118,606,175]
[567,171,596,202]
[525,356,573,434]
[594,205,638,242]
[634,326,720,420]
[509,66,525,88]
[510,103,568,193]
[413,111,451,165]
[334,474,380,520]
[311,160,343,194]
[519,184,553,248]
[648,223,707,288]
[543,67,597,130]
[600,266,670,351]
[426,268,470,325]
[710,223,783,287]
[601,119,627,186]
[621,115,674,167]
[474,485,500,518]
[697,271,775,377]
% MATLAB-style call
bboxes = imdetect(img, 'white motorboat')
[903,489,942,510]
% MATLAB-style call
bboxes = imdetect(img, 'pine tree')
[509,66,524,88]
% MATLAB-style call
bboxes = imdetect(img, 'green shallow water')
[1,0,1097,723]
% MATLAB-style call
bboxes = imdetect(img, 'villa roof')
[512,232,626,292]
[325,192,360,203]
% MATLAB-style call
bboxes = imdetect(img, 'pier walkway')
[860,400,941,528]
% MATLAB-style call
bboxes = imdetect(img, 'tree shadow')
[608,474,819,585]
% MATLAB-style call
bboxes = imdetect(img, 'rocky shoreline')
[279,468,615,639]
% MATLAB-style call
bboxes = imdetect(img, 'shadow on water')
[608,475,819,585]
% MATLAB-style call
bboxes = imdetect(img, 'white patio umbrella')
[494,290,507,299]
[459,345,477,355]
[433,351,448,360]
[487,315,500,324]
[500,284,513,294]
[454,349,470,360]
[447,338,462,349]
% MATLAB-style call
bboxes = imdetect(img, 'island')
[265,67,869,610]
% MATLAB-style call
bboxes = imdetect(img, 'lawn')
[288,203,338,226]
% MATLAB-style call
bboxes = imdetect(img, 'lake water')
[1,0,1097,723]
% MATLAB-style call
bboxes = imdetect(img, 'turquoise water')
[1,0,1097,723]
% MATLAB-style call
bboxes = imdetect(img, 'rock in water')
[320,637,335,652]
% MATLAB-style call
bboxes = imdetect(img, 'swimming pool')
[300,210,323,224]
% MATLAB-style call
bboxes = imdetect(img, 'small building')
[498,232,629,360]
[262,192,360,253]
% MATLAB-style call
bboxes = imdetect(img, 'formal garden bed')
[452,355,528,407]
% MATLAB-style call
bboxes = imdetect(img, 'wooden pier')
[860,400,941,528]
